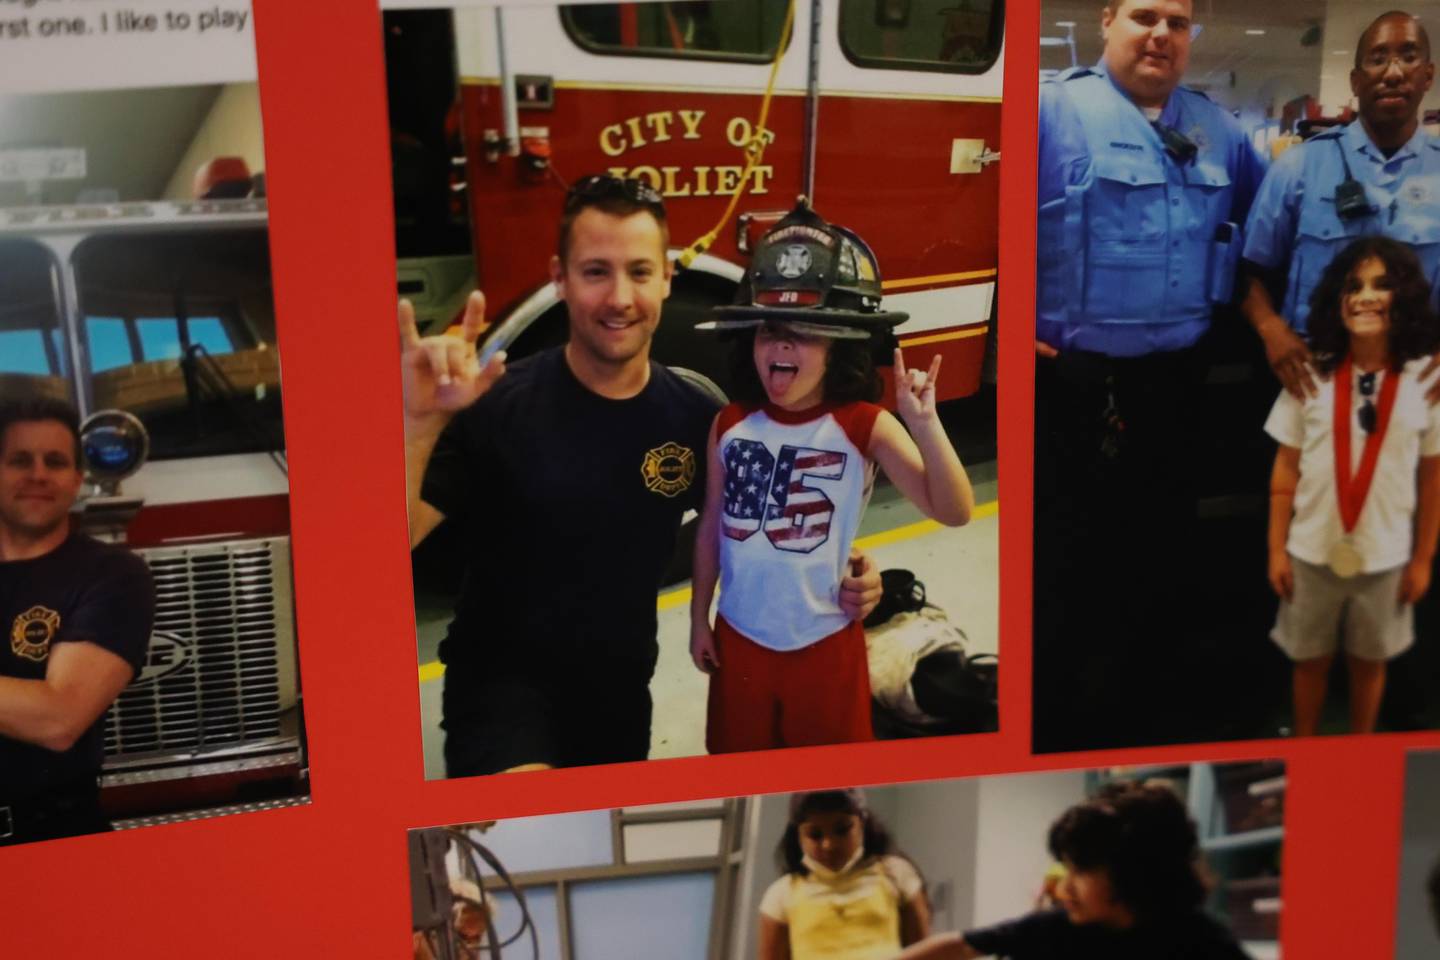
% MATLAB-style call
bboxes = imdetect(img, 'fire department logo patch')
[11,606,60,662]
[775,244,813,279]
[641,441,696,498]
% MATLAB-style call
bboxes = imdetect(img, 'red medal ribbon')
[1333,354,1400,534]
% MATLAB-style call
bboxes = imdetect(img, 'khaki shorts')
[1271,555,1413,662]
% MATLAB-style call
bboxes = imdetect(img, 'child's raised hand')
[1267,549,1294,602]
[895,349,942,425]
[690,621,720,674]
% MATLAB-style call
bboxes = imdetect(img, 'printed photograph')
[0,70,307,842]
[1033,0,1440,752]
[1395,747,1440,959]
[384,1,1004,778]
[408,760,1285,959]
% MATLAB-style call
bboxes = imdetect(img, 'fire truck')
[0,196,306,825]
[389,0,1003,403]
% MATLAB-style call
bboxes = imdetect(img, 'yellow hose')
[676,0,796,270]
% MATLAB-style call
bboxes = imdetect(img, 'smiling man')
[1032,0,1265,751]
[1243,10,1440,399]
[400,176,881,776]
[0,396,153,845]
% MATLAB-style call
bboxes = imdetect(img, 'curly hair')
[1306,236,1440,375]
[776,790,900,877]
[1047,781,1209,920]
[727,326,883,407]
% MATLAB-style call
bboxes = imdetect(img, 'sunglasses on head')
[564,174,664,212]
[1359,371,1378,433]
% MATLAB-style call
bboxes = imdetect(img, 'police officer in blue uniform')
[1243,10,1440,399]
[1033,0,1265,751]
[1243,11,1440,734]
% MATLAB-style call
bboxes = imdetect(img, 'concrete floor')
[415,464,999,778]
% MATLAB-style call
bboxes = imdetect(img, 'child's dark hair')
[776,790,896,876]
[1306,236,1440,375]
[728,327,883,406]
[1047,781,1208,920]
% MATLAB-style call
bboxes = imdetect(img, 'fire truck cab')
[0,197,305,825]
[390,0,1003,403]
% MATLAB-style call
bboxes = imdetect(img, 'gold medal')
[1327,538,1363,579]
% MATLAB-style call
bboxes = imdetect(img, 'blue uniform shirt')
[1243,121,1440,335]
[1037,62,1265,357]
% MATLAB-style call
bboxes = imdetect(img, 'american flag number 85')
[720,439,847,554]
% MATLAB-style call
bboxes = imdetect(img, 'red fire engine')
[1,191,305,824]
[390,0,1003,403]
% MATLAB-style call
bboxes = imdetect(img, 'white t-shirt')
[760,854,923,922]
[715,401,880,651]
[1265,358,1440,572]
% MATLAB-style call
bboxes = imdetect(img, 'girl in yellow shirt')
[759,790,932,960]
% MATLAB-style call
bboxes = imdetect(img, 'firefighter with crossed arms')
[0,396,154,844]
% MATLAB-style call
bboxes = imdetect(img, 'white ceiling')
[0,85,221,207]
[1041,1,1440,115]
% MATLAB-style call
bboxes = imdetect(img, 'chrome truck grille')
[103,537,298,764]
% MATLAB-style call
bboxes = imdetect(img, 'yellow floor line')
[418,500,999,682]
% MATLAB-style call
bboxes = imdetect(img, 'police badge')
[11,605,60,662]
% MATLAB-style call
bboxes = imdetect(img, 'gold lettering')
[748,165,775,195]
[678,109,705,140]
[661,166,691,197]
[725,117,752,148]
[692,165,713,198]
[629,165,662,190]
[599,124,627,157]
[646,112,674,143]
[624,116,648,150]
[715,165,744,194]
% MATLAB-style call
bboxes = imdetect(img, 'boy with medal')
[1267,238,1440,736]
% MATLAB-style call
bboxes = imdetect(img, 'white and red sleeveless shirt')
[715,401,881,652]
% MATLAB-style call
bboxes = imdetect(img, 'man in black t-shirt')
[401,175,880,776]
[0,396,154,844]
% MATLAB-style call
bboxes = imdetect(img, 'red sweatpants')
[706,614,874,754]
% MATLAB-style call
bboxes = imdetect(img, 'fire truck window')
[188,316,236,355]
[562,2,788,61]
[839,0,1003,74]
[85,317,132,374]
[71,229,284,462]
[0,331,50,375]
[137,317,184,362]
[0,238,72,402]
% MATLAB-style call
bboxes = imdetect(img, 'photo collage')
[1,1,1437,958]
